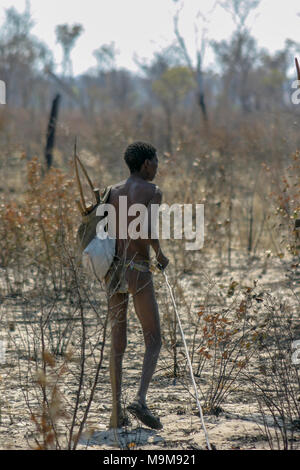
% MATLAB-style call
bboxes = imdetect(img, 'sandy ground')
[0,250,299,450]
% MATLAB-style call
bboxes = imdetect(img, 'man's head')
[124,141,158,181]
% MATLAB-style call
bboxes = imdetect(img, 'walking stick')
[161,267,212,450]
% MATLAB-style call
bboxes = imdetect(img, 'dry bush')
[0,160,110,449]
[266,150,300,257]
[242,292,300,450]
[158,267,266,415]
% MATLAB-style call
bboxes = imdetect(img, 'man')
[105,141,169,430]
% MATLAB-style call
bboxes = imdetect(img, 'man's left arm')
[145,186,169,270]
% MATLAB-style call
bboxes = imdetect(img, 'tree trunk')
[45,94,61,170]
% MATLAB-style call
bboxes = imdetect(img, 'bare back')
[107,176,157,262]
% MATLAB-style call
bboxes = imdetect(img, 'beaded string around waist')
[116,257,152,273]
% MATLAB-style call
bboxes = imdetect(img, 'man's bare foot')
[127,400,163,430]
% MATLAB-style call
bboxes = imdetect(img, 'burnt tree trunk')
[45,94,61,170]
[196,52,208,123]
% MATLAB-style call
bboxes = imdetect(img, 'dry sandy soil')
[0,250,299,451]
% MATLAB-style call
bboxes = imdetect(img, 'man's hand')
[156,251,169,271]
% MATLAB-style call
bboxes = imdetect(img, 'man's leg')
[128,270,162,407]
[108,292,129,428]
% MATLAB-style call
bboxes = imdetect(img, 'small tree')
[0,2,53,107]
[211,0,261,113]
[152,66,194,152]
[55,23,83,77]
[172,0,217,123]
[93,42,118,73]
[218,0,261,30]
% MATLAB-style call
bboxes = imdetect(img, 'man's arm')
[147,186,169,270]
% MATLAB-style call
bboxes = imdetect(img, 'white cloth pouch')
[82,235,116,281]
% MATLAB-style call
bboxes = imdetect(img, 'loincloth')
[104,256,152,295]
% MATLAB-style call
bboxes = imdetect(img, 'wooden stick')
[74,139,87,214]
[75,199,85,216]
[75,151,98,205]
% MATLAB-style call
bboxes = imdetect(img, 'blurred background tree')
[55,23,83,77]
[0,1,53,108]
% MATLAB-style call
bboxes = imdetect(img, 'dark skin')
[106,153,169,428]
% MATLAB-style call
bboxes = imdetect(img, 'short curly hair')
[124,141,157,173]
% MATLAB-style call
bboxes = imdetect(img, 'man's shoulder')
[110,180,127,191]
[141,182,162,202]
[142,183,162,207]
[109,179,161,205]
[144,181,158,193]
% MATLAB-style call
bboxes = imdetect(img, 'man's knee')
[112,337,127,356]
[110,319,127,356]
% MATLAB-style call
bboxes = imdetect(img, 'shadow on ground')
[79,427,165,449]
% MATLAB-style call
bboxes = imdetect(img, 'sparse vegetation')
[0,0,299,451]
